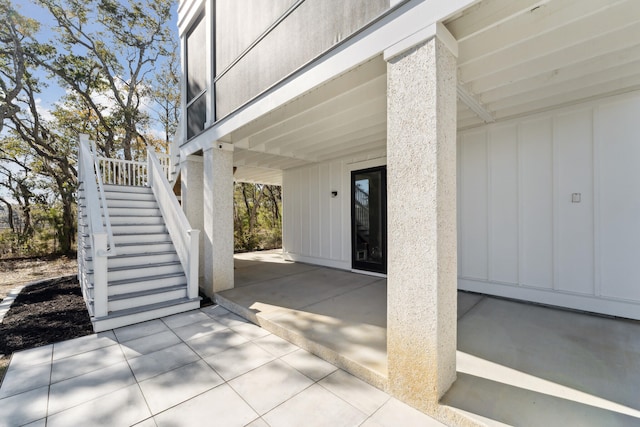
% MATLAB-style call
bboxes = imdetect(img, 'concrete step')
[107,272,187,295]
[92,298,201,332]
[108,285,188,312]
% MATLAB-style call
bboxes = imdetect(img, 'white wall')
[282,155,386,270]
[458,91,640,319]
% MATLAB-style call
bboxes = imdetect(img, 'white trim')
[283,252,350,271]
[383,22,458,61]
[459,278,640,320]
[205,0,214,127]
[181,0,479,158]
[351,269,387,279]
[178,0,205,37]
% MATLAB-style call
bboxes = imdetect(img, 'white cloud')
[34,97,55,122]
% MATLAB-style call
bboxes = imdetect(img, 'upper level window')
[186,13,207,139]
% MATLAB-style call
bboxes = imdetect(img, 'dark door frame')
[351,165,387,274]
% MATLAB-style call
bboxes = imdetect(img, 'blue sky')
[11,0,180,126]
[1,1,181,202]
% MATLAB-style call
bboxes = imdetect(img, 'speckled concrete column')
[386,36,457,412]
[203,143,234,296]
[181,155,205,282]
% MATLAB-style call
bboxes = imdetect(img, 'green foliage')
[0,0,179,258]
[234,183,282,253]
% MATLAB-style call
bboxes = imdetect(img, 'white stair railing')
[78,134,116,318]
[147,147,199,299]
[97,152,172,186]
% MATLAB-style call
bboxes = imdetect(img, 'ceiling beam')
[458,0,625,65]
[457,84,494,123]
[467,21,640,94]
[446,0,550,42]
[459,0,640,79]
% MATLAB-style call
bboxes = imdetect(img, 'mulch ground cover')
[0,276,93,357]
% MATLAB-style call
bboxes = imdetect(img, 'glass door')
[351,166,386,274]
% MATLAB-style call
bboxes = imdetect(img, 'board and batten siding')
[458,91,640,319]
[283,156,386,270]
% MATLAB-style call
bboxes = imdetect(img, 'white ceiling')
[450,0,640,129]
[232,0,640,185]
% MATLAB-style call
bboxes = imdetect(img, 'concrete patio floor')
[216,250,640,426]
[0,304,444,427]
[3,250,639,426]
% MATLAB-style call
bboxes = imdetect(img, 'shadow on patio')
[218,250,640,426]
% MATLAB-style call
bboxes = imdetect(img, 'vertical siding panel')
[330,161,342,260]
[282,171,291,254]
[341,161,350,263]
[309,165,320,257]
[457,136,463,277]
[319,163,331,259]
[299,168,310,256]
[519,118,553,289]
[488,125,519,284]
[554,109,594,295]
[294,169,302,255]
[460,131,489,280]
[595,97,640,301]
[592,107,602,298]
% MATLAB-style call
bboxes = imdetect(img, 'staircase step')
[92,298,201,332]
[105,198,159,209]
[113,232,172,244]
[111,224,166,234]
[98,207,161,217]
[103,191,156,201]
[108,285,188,311]
[88,261,182,282]
[85,241,175,255]
[108,272,187,295]
[86,251,179,269]
[108,215,164,225]
[103,184,152,193]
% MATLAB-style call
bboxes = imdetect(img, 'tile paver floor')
[0,305,445,427]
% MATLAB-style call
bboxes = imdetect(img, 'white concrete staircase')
[79,184,200,331]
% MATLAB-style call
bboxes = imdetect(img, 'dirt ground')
[0,255,77,301]
[0,256,81,383]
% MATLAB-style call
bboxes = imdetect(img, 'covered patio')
[218,251,640,426]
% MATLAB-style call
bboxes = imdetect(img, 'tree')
[32,0,175,159]
[149,40,180,146]
[233,183,283,252]
[0,0,36,133]
[0,0,180,256]
[0,142,38,253]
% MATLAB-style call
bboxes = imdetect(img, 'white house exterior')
[174,0,640,420]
